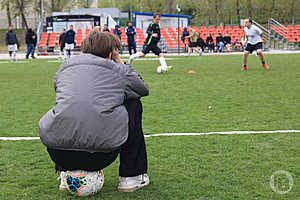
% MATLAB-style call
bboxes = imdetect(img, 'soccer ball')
[66,170,104,197]
[157,65,166,73]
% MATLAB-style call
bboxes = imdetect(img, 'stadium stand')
[37,23,300,55]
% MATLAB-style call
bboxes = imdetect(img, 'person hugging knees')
[38,31,150,196]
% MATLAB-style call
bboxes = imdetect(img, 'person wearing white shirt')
[241,18,269,71]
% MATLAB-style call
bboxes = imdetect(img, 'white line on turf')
[47,60,63,63]
[0,61,31,64]
[1,130,299,141]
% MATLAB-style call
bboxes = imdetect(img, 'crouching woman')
[38,31,150,195]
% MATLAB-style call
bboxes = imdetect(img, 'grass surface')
[0,54,300,199]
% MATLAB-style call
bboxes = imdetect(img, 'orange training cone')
[188,70,196,74]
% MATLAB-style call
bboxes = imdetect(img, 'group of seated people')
[181,27,234,54]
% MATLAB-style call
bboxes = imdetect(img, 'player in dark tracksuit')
[59,29,66,58]
[126,22,137,55]
[128,13,173,72]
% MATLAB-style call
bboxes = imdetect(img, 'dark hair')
[248,18,253,24]
[153,12,160,18]
[81,31,121,58]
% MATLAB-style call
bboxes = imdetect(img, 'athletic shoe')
[128,55,134,65]
[241,66,247,71]
[58,171,68,191]
[262,64,269,70]
[118,174,150,192]
[165,66,174,72]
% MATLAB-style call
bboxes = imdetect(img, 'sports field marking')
[1,130,299,141]
[0,61,31,64]
[47,60,63,63]
[47,58,176,63]
[124,58,176,61]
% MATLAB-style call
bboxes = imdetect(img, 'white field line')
[0,61,31,64]
[47,58,176,63]
[0,130,299,141]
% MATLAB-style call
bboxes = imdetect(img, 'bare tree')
[166,0,175,14]
[247,0,252,18]
[15,0,29,30]
[0,0,12,26]
[290,0,295,24]
[236,0,240,25]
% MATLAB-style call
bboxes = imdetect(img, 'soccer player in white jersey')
[241,18,269,71]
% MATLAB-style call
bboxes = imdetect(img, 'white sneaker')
[118,174,150,192]
[165,66,173,72]
[58,171,68,191]
[128,56,134,65]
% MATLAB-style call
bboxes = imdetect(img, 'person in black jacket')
[102,24,110,32]
[5,25,19,62]
[181,27,189,51]
[206,34,214,53]
[128,13,173,72]
[64,25,76,59]
[216,32,224,52]
[126,21,137,55]
[223,32,232,52]
[25,28,37,59]
[196,35,206,54]
[59,29,66,59]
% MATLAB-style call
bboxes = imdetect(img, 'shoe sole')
[165,66,173,72]
[118,180,150,192]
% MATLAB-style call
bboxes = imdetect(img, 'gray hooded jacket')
[39,54,149,153]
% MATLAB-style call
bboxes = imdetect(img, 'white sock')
[64,50,67,59]
[13,51,16,60]
[70,51,74,57]
[129,53,140,64]
[159,56,167,68]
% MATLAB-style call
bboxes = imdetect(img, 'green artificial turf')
[0,54,299,199]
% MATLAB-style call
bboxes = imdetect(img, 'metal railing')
[252,20,271,50]
[268,18,289,49]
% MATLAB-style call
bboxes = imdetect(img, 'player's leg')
[59,46,63,58]
[70,43,74,57]
[256,43,269,70]
[26,44,30,59]
[133,43,137,54]
[158,53,173,72]
[128,45,148,65]
[12,44,17,61]
[128,43,132,55]
[119,99,149,192]
[186,46,192,56]
[31,43,36,59]
[242,43,254,71]
[242,51,249,71]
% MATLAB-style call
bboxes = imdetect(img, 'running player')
[128,13,172,72]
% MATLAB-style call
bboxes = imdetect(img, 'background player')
[128,13,172,72]
[242,18,269,71]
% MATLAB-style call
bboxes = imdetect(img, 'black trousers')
[47,99,148,177]
[128,42,137,55]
